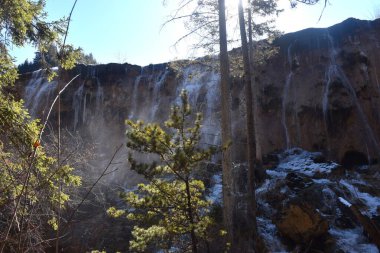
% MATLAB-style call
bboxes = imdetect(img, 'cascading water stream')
[282,73,293,150]
[176,64,221,147]
[324,34,380,155]
[71,66,105,133]
[128,73,142,119]
[204,72,221,147]
[322,65,335,121]
[176,65,203,105]
[73,82,85,131]
[281,44,294,149]
[95,78,104,116]
[24,70,58,118]
[149,70,169,121]
[292,79,301,146]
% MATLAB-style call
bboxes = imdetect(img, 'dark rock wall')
[18,18,380,167]
[254,18,380,162]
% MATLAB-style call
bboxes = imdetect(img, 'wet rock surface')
[276,203,329,243]
[15,18,380,166]
[255,148,380,253]
[205,148,380,252]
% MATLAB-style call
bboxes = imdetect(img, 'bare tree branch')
[63,144,123,230]
[61,0,79,52]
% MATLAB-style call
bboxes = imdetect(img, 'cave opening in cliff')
[341,150,369,169]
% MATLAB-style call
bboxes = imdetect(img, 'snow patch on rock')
[207,173,222,204]
[338,197,352,207]
[266,148,339,179]
[340,179,380,217]
[257,217,288,253]
[329,227,379,253]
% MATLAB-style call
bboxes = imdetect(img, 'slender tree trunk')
[55,75,62,253]
[217,0,234,249]
[238,0,258,252]
[248,1,264,180]
[185,180,198,253]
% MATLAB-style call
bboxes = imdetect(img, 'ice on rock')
[338,197,352,207]
[266,148,338,178]
[207,173,222,204]
[340,179,380,217]
[257,217,288,253]
[257,148,379,252]
[313,178,332,184]
[329,227,379,253]
[265,169,287,178]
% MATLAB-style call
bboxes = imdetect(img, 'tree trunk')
[248,3,263,177]
[238,0,258,251]
[185,180,198,253]
[56,72,62,253]
[217,0,234,249]
[248,4,265,185]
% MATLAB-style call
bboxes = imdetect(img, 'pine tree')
[0,96,82,252]
[0,1,82,251]
[216,0,235,250]
[108,90,220,252]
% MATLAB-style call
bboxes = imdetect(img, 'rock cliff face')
[257,17,380,164]
[19,17,380,172]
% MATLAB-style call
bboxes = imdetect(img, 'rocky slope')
[204,148,380,252]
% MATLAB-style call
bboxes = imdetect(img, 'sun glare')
[224,0,256,16]
[225,0,238,11]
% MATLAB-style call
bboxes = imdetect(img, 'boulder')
[277,203,329,243]
[285,172,314,192]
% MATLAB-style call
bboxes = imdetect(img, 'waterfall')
[324,34,380,155]
[73,83,85,131]
[24,70,58,118]
[149,69,169,121]
[282,44,294,149]
[204,72,221,146]
[71,66,104,131]
[282,73,293,150]
[18,17,380,197]
[176,65,204,105]
[322,65,335,121]
[129,74,142,119]
[177,64,221,147]
[95,78,104,116]
[20,63,223,153]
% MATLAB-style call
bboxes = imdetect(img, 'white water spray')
[24,70,58,118]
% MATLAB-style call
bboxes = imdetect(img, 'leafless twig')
[0,74,79,253]
[38,74,80,142]
[62,144,124,230]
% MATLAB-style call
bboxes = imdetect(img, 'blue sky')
[11,0,380,66]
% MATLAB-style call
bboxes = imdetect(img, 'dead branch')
[62,144,123,230]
